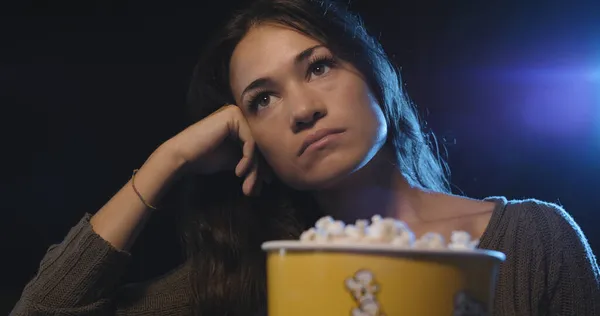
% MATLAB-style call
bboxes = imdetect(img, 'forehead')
[229,24,321,97]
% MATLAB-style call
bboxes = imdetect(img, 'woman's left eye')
[308,58,335,79]
[310,62,330,77]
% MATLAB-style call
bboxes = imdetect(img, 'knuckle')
[223,104,240,113]
[221,105,243,121]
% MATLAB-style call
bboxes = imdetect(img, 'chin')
[285,148,378,191]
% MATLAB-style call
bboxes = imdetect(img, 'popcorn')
[300,215,479,251]
[355,219,368,231]
[371,215,382,223]
[299,228,317,242]
[391,235,413,248]
[390,222,415,248]
[365,217,400,243]
[414,232,446,249]
[392,220,416,247]
[344,224,365,241]
[328,220,346,237]
[314,229,332,243]
[448,231,479,250]
[315,216,335,231]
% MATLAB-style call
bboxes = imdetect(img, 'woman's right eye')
[249,92,273,110]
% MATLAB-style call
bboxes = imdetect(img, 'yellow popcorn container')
[262,241,505,316]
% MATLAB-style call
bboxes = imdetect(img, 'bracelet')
[131,169,159,211]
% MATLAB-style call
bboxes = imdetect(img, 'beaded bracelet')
[131,169,159,210]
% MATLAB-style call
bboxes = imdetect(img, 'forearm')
[12,214,130,312]
[90,144,185,251]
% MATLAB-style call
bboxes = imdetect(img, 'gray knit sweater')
[10,197,600,315]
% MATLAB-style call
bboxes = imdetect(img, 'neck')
[312,148,431,223]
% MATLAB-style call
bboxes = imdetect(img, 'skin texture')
[230,23,387,191]
[229,23,495,237]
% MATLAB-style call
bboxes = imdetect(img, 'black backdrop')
[2,0,599,313]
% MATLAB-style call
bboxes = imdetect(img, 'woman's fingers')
[242,160,259,196]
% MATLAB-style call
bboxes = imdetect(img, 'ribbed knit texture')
[480,197,600,315]
[11,197,600,315]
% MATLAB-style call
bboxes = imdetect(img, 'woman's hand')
[161,104,264,196]
[89,104,264,250]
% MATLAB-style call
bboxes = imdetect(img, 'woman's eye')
[249,92,273,110]
[310,63,331,77]
[256,94,271,107]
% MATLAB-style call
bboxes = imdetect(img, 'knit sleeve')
[10,213,131,315]
[532,201,600,315]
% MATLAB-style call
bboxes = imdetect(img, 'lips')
[298,128,345,156]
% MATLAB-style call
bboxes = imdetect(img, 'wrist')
[131,144,187,207]
[148,142,188,179]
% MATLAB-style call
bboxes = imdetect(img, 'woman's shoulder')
[486,196,582,234]
[481,196,592,255]
[482,196,600,313]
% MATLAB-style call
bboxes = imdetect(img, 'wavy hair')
[180,0,450,314]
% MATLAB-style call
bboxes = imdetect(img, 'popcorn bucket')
[262,241,505,316]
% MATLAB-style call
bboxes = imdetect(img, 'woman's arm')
[90,146,185,251]
[10,148,185,315]
[11,105,260,314]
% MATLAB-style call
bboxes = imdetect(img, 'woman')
[12,0,599,315]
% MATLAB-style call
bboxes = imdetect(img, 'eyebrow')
[239,44,324,101]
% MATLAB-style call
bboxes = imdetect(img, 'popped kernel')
[300,215,479,251]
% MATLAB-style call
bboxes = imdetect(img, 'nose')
[289,92,327,132]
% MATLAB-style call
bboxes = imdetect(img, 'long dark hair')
[180,0,450,314]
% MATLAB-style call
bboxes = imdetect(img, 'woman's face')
[229,23,387,190]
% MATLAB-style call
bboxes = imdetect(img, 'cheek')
[342,82,388,147]
[258,144,298,183]
[254,134,305,185]
[328,73,372,108]
[332,78,384,126]
[253,129,291,168]
[247,113,301,180]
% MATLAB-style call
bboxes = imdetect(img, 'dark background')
[2,0,599,313]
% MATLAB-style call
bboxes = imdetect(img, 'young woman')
[12,0,599,315]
